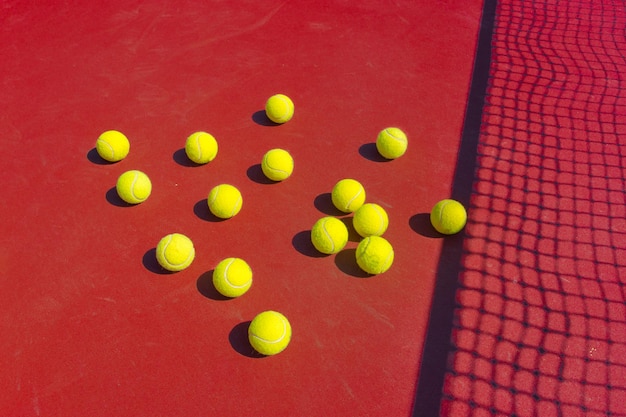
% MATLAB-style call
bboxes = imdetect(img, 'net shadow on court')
[413,0,626,416]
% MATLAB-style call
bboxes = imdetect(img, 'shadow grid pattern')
[441,1,626,416]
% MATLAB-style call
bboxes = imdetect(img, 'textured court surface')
[429,1,626,416]
[1,1,625,416]
[0,1,481,416]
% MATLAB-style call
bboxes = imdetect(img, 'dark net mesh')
[440,1,626,416]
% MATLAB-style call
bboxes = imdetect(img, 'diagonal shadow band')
[412,0,498,415]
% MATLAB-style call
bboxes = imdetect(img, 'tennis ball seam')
[265,94,294,124]
[332,179,366,212]
[356,237,371,265]
[96,138,115,158]
[344,188,364,211]
[376,212,385,235]
[160,235,194,269]
[209,186,242,218]
[249,317,289,344]
[263,153,290,176]
[129,171,142,202]
[223,259,251,289]
[273,97,292,122]
[208,190,217,206]
[230,194,242,217]
[370,206,386,235]
[116,170,151,204]
[356,237,393,274]
[384,128,408,146]
[192,134,204,161]
[437,200,451,227]
[380,249,394,274]
[158,235,175,269]
[320,218,336,253]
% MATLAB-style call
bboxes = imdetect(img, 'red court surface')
[0,1,482,416]
[2,1,625,416]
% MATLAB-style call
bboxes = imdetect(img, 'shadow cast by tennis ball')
[340,217,361,243]
[314,193,345,216]
[246,164,275,185]
[106,187,133,207]
[87,148,115,165]
[409,213,444,238]
[229,321,266,358]
[251,110,280,127]
[173,148,203,167]
[193,199,228,223]
[142,248,174,275]
[292,230,328,258]
[358,143,389,163]
[196,270,230,301]
[334,248,371,278]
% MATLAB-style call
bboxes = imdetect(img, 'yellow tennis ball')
[208,184,242,219]
[248,310,292,356]
[311,216,349,255]
[156,233,195,272]
[212,258,253,298]
[96,130,130,162]
[185,131,218,164]
[376,127,408,159]
[430,199,467,235]
[265,94,294,124]
[115,170,152,204]
[353,203,389,237]
[261,148,294,181]
[355,236,394,274]
[331,178,366,213]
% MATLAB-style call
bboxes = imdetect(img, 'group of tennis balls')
[94,93,467,356]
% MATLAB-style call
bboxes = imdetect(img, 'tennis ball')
[311,216,349,255]
[156,233,195,272]
[185,131,218,164]
[213,258,252,298]
[248,310,292,356]
[355,236,394,274]
[116,170,152,204]
[265,94,294,124]
[208,184,242,219]
[353,203,389,237]
[430,199,467,235]
[331,178,366,213]
[262,148,294,181]
[96,130,130,162]
[376,127,408,159]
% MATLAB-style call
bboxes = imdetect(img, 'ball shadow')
[409,213,444,238]
[314,193,345,216]
[87,148,115,165]
[105,187,132,207]
[173,148,202,167]
[229,321,266,358]
[335,248,371,278]
[340,217,361,243]
[251,110,280,127]
[196,270,230,301]
[193,199,227,223]
[142,248,174,275]
[358,143,389,163]
[246,164,274,184]
[292,230,328,258]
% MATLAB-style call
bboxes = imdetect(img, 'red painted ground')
[0,1,483,416]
